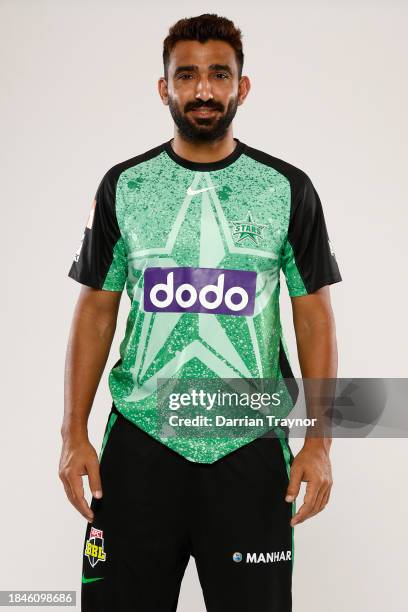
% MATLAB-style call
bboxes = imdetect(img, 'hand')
[58,435,102,522]
[285,441,333,526]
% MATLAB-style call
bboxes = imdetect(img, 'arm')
[59,286,122,522]
[285,285,337,525]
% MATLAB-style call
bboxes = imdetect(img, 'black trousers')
[81,404,295,611]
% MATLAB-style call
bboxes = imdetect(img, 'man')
[60,13,342,612]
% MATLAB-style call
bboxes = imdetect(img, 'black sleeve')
[281,174,342,296]
[67,170,127,291]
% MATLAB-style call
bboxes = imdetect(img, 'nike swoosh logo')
[82,574,104,584]
[187,185,217,196]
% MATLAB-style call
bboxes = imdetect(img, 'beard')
[168,95,239,143]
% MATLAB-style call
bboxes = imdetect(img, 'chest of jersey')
[116,156,292,303]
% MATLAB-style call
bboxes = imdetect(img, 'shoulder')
[243,143,312,192]
[102,142,165,186]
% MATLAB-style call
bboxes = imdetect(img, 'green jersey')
[68,139,342,463]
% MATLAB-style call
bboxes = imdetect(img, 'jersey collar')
[162,137,246,172]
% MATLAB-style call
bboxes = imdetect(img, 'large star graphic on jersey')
[124,172,280,402]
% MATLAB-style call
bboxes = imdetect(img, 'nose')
[195,75,213,101]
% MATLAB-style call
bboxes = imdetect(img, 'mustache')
[184,100,224,113]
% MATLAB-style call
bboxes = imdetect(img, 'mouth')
[189,108,219,118]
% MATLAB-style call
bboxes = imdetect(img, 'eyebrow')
[174,63,233,76]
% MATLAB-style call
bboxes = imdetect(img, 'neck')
[171,127,236,163]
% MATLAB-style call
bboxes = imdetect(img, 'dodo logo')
[143,267,257,317]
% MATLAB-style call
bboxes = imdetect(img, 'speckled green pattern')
[102,236,128,291]
[281,239,308,296]
[106,151,298,463]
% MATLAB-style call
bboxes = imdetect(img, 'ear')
[158,77,169,106]
[237,76,251,106]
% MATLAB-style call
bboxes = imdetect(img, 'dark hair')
[163,14,244,79]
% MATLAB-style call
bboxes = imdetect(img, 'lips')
[190,108,218,117]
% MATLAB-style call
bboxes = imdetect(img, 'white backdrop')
[1,1,407,610]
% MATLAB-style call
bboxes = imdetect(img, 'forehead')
[168,39,238,73]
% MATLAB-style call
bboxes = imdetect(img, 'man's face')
[162,40,245,143]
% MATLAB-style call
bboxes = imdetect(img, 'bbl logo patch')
[85,527,107,568]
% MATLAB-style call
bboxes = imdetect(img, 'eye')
[178,74,193,80]
[215,73,229,79]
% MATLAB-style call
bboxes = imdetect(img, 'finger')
[61,476,92,521]
[303,478,321,507]
[73,491,94,523]
[294,479,333,524]
[285,465,303,502]
[67,471,94,522]
[291,482,321,525]
[86,455,103,499]
[320,486,332,510]
[61,477,75,506]
[311,485,329,515]
[314,479,332,514]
